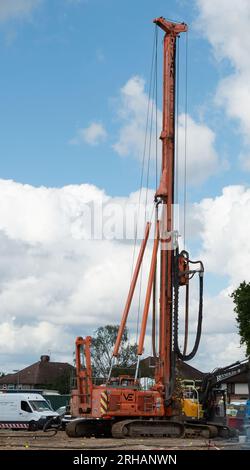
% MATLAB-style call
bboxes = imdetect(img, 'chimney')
[40,355,50,363]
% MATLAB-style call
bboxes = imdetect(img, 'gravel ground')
[0,430,247,451]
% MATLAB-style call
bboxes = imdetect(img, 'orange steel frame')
[75,336,93,412]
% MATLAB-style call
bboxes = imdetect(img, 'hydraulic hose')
[42,416,60,434]
[173,250,204,361]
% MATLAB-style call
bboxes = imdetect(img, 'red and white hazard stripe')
[0,423,29,429]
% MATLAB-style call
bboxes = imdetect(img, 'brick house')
[0,355,75,393]
[223,370,250,401]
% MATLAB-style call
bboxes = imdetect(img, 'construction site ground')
[0,429,248,451]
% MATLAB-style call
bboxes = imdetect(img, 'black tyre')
[29,421,38,431]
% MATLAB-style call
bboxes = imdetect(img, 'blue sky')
[0,0,245,197]
[0,0,250,372]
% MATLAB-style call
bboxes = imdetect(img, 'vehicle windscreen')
[29,400,52,412]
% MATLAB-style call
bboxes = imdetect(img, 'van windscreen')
[29,400,52,412]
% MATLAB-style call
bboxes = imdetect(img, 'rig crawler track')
[65,418,230,439]
[111,420,185,438]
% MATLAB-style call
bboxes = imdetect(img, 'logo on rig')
[123,393,134,402]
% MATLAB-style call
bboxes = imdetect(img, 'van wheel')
[29,421,38,431]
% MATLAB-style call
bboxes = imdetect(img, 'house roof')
[136,357,204,380]
[177,360,204,381]
[0,356,74,385]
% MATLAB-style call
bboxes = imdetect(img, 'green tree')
[231,281,250,355]
[91,325,137,377]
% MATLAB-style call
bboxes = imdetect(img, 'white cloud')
[0,0,41,22]
[70,122,107,146]
[192,290,246,370]
[0,179,154,371]
[177,113,219,184]
[184,183,250,369]
[216,74,250,138]
[171,183,250,370]
[192,332,245,372]
[0,321,71,356]
[0,179,249,372]
[195,185,250,284]
[113,76,219,185]
[113,76,149,159]
[196,0,250,68]
[196,0,250,145]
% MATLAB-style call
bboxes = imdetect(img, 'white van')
[0,393,59,430]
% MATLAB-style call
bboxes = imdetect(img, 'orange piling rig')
[66,18,220,439]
